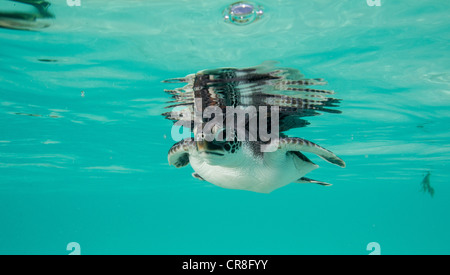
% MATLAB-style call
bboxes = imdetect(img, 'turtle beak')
[196,140,225,156]
[196,139,207,151]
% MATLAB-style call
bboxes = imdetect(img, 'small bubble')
[223,1,264,26]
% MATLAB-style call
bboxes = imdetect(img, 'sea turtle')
[168,129,345,193]
[164,62,345,193]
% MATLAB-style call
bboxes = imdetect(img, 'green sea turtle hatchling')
[164,62,345,193]
[168,133,345,194]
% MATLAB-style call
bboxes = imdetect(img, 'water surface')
[0,0,449,254]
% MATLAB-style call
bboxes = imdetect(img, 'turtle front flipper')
[168,138,195,168]
[279,137,345,168]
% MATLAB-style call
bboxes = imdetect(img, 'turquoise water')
[1,0,449,255]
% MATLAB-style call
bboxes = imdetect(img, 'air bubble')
[223,1,264,26]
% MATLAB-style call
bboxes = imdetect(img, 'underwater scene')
[0,0,449,255]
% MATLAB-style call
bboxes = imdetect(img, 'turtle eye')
[198,132,206,140]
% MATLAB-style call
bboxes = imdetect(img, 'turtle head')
[196,138,226,156]
[194,125,242,159]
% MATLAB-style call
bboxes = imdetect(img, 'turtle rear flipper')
[295,177,332,186]
[192,173,205,181]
